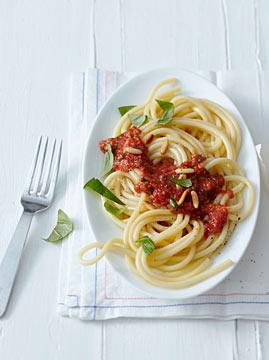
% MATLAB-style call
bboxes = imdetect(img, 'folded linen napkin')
[57,68,269,320]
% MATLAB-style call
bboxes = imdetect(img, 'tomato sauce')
[99,128,233,237]
[99,127,148,172]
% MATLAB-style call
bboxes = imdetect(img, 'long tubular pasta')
[172,118,235,160]
[79,238,135,266]
[80,78,255,290]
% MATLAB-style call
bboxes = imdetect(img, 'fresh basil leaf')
[156,99,174,125]
[157,108,174,125]
[171,178,192,188]
[169,197,178,209]
[101,143,114,177]
[118,105,136,116]
[136,235,155,255]
[129,114,148,128]
[156,99,174,112]
[104,200,125,219]
[44,209,73,242]
[84,178,124,205]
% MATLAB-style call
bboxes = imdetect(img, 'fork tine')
[46,139,62,198]
[26,136,43,193]
[31,136,48,194]
[39,138,56,195]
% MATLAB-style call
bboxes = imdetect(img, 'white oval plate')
[83,68,260,299]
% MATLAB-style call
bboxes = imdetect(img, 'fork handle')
[0,211,33,317]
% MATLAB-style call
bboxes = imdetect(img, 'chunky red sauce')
[99,128,233,237]
[99,127,148,172]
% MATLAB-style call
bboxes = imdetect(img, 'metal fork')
[0,136,62,317]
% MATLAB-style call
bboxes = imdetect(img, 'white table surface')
[0,0,269,359]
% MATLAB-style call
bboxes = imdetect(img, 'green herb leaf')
[84,178,124,205]
[129,114,148,128]
[104,200,125,219]
[44,209,73,242]
[156,99,173,111]
[156,99,174,125]
[136,236,155,255]
[171,178,192,188]
[118,105,136,116]
[101,143,114,177]
[157,108,174,125]
[169,197,178,209]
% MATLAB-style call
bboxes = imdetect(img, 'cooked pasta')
[80,78,254,289]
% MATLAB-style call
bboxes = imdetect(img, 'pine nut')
[175,168,194,174]
[160,139,169,155]
[177,189,189,206]
[191,190,199,209]
[125,147,142,155]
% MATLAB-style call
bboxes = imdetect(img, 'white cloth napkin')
[57,68,269,320]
